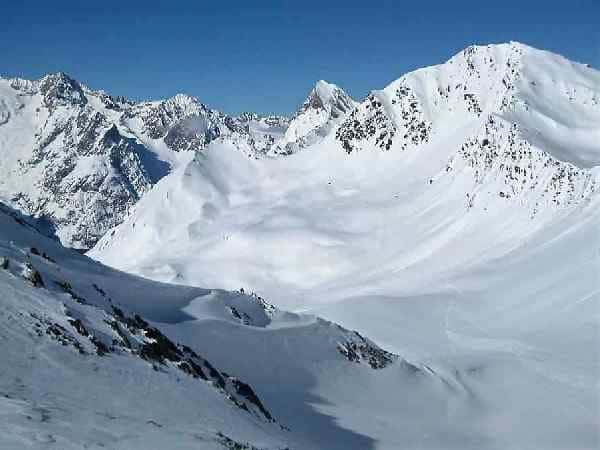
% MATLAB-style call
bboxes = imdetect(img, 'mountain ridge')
[3,42,597,251]
[1,41,599,450]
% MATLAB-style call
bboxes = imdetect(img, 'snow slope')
[91,42,600,449]
[0,203,288,449]
[3,202,468,450]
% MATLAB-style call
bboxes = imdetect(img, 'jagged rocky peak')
[0,71,290,249]
[38,72,87,109]
[88,88,134,111]
[163,92,206,113]
[132,93,219,142]
[300,79,355,117]
[274,80,355,154]
[2,42,597,252]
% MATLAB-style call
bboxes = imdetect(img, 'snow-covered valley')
[1,42,599,449]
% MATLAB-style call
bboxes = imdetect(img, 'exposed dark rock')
[337,331,397,369]
[23,263,44,287]
[30,313,86,354]
[54,280,87,304]
[92,283,106,297]
[90,336,110,356]
[228,377,274,422]
[38,72,87,110]
[336,84,430,154]
[68,319,89,337]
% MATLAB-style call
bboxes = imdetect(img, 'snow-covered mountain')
[274,80,357,154]
[0,74,293,249]
[89,42,600,449]
[92,42,600,291]
[2,41,600,449]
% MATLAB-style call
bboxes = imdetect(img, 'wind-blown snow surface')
[91,42,600,449]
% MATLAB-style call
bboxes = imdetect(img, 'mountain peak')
[40,71,77,82]
[312,80,341,105]
[38,71,87,108]
[273,80,356,154]
[298,79,355,117]
[169,92,201,105]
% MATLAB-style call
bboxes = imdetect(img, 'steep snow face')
[0,74,290,249]
[275,80,356,154]
[502,45,600,167]
[91,43,600,449]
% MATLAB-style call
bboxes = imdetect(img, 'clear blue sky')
[1,0,598,115]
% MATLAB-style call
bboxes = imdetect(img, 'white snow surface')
[90,42,600,449]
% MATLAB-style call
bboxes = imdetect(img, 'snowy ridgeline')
[1,42,598,251]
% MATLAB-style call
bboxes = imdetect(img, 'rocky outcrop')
[336,330,398,369]
[336,84,431,154]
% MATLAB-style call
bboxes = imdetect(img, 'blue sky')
[1,1,598,115]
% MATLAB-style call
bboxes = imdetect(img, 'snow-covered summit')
[275,79,356,154]
[303,79,355,115]
[337,42,600,163]
[89,43,600,450]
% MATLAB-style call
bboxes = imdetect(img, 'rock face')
[336,329,398,369]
